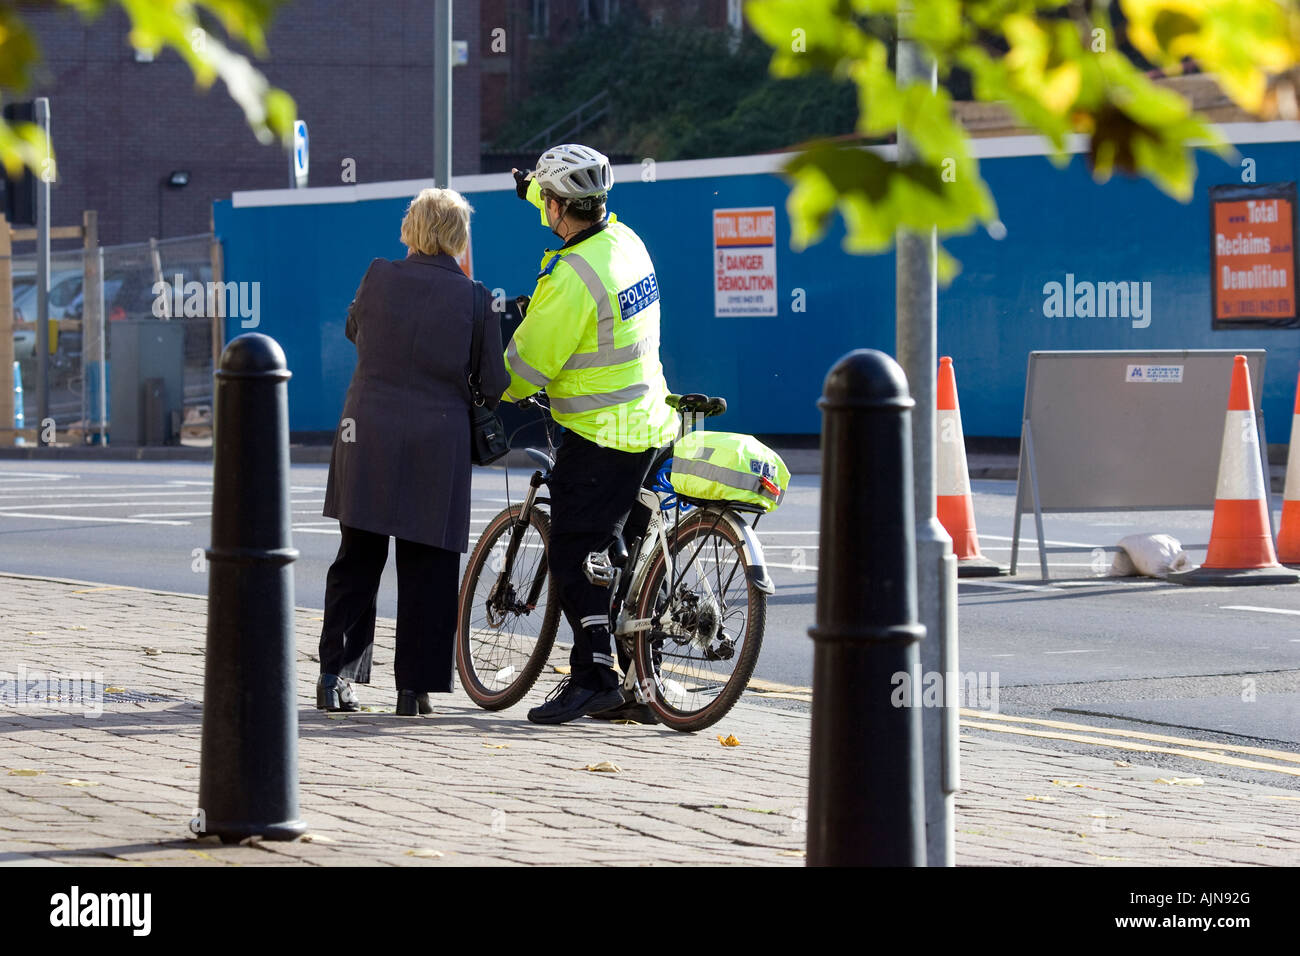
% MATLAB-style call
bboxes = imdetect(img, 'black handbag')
[468,281,509,466]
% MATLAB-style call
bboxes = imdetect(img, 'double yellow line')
[742,679,1300,780]
[960,710,1300,779]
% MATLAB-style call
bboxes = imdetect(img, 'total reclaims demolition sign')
[714,207,777,317]
[1210,182,1299,329]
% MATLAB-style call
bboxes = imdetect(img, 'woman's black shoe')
[317,674,360,712]
[396,690,434,716]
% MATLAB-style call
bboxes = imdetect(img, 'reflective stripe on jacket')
[668,430,790,513]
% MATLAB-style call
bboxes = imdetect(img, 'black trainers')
[527,677,625,725]
[587,694,659,725]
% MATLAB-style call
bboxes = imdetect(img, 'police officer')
[503,144,678,725]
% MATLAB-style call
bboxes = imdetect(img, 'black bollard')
[807,349,925,866]
[197,333,306,842]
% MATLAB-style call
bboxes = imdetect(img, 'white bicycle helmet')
[533,143,613,204]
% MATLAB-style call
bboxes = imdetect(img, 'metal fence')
[9,233,218,446]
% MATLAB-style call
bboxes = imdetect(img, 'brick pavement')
[1,573,1297,866]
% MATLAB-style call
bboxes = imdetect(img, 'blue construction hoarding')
[213,124,1300,440]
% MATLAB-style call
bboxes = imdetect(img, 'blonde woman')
[317,188,508,716]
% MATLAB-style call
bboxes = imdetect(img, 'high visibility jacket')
[502,180,678,452]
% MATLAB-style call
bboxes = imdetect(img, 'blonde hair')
[400,187,473,256]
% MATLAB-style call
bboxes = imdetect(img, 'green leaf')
[782,139,995,285]
[0,6,42,91]
[0,119,50,179]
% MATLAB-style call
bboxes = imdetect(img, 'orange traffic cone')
[1277,365,1300,566]
[1172,355,1298,585]
[937,356,1003,577]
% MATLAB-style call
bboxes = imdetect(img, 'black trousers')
[548,430,661,691]
[318,524,460,692]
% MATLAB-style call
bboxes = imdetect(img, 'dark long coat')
[323,252,509,552]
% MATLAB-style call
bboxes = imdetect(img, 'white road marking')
[0,499,211,512]
[0,490,224,501]
[126,501,320,518]
[129,511,214,519]
[293,527,341,535]
[979,545,1115,555]
[0,482,145,492]
[981,533,1104,548]
[1221,605,1300,617]
[1053,579,1160,587]
[0,512,189,526]
[1042,649,1101,655]
[765,561,818,572]
[959,580,1053,591]
[961,578,1162,593]
[0,471,80,481]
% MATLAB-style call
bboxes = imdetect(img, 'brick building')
[13,0,742,245]
[17,0,482,245]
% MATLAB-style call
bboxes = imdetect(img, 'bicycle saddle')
[666,393,728,417]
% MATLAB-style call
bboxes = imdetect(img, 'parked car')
[12,272,81,368]
[13,327,36,362]
[12,270,84,323]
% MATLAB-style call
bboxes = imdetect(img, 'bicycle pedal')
[582,551,616,587]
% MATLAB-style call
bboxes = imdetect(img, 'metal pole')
[34,98,50,442]
[0,213,15,446]
[433,0,453,187]
[97,245,106,444]
[896,1,958,865]
[210,208,224,376]
[81,210,100,444]
[197,332,305,843]
[807,349,925,866]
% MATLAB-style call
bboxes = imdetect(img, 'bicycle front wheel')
[456,504,560,710]
[633,508,766,732]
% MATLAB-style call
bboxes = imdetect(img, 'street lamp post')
[434,0,453,187]
[896,0,959,866]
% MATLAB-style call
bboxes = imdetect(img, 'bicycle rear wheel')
[456,504,560,709]
[632,508,766,732]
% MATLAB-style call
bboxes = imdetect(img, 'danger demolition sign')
[714,207,777,317]
[1210,182,1298,329]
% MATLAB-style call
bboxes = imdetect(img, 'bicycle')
[455,391,776,732]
